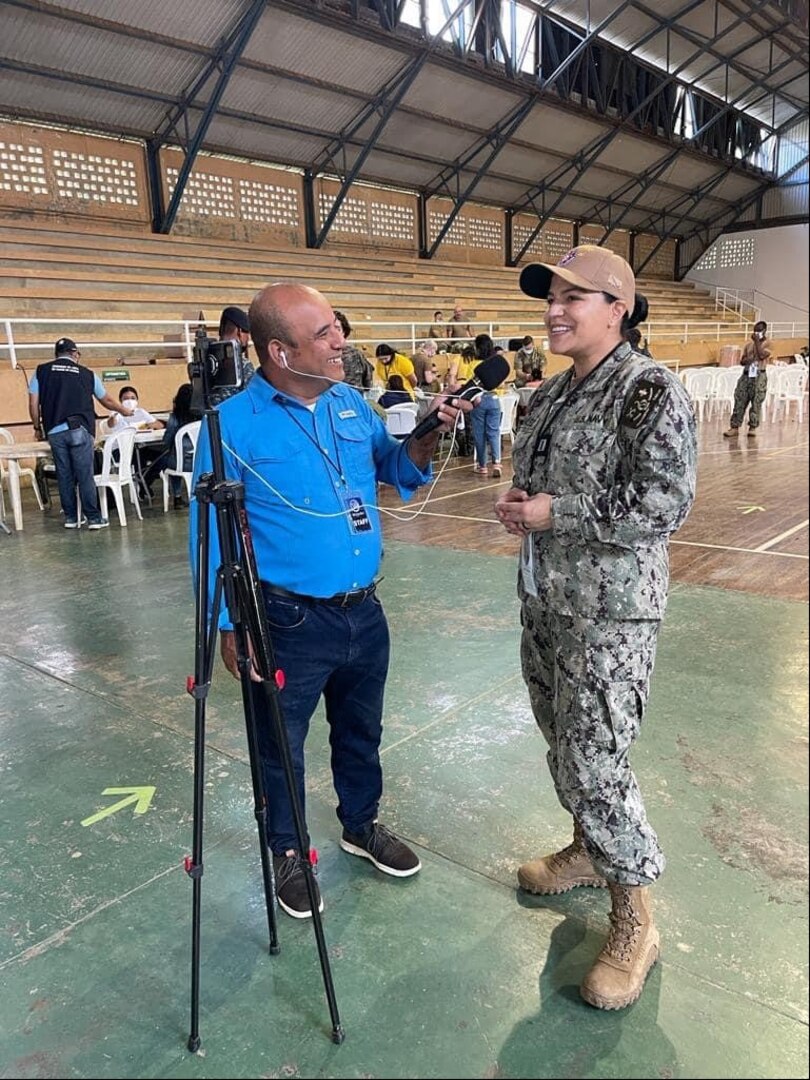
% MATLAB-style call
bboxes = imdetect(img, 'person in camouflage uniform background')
[335,310,373,391]
[724,321,771,438]
[496,245,697,1011]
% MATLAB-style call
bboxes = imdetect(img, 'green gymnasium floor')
[0,488,808,1078]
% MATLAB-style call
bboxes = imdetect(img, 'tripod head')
[188,325,243,417]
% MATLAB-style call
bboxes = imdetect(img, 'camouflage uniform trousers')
[520,595,665,886]
[729,372,768,430]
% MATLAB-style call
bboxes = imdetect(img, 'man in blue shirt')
[192,282,468,919]
[28,338,130,529]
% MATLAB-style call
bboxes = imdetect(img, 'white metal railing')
[1,315,807,370]
[714,287,761,324]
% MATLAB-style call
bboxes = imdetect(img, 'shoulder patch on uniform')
[621,379,668,429]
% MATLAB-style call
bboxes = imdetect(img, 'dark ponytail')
[474,333,495,360]
[621,293,648,336]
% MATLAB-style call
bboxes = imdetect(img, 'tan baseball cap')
[519,245,635,307]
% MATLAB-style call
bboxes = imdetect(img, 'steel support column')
[310,0,477,248]
[422,96,536,258]
[151,0,266,234]
[311,53,428,248]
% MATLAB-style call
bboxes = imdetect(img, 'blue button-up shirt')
[191,373,430,630]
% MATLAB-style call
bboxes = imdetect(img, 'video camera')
[188,326,243,415]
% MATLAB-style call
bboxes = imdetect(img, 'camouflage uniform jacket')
[511,342,697,620]
[341,344,373,389]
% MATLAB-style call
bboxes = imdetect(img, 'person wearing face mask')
[723,320,771,439]
[373,344,416,399]
[495,246,697,1011]
[103,386,164,434]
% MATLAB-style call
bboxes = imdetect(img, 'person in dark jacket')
[28,337,128,529]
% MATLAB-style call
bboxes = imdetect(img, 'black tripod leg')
[187,483,219,1054]
[188,400,345,1048]
[229,518,345,1045]
[229,614,279,955]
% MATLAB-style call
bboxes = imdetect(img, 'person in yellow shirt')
[445,344,477,458]
[374,344,416,399]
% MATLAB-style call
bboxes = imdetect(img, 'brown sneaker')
[580,884,660,1010]
[517,823,607,895]
[747,428,757,438]
[722,428,740,438]
[473,465,489,477]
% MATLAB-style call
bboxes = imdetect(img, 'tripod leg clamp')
[186,676,210,700]
[184,856,203,879]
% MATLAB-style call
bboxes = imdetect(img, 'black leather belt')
[263,583,377,609]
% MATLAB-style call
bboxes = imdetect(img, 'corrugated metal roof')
[516,105,608,154]
[51,0,245,47]
[221,70,361,132]
[242,6,405,94]
[598,140,671,172]
[0,0,804,254]
[373,113,481,162]
[0,69,167,134]
[402,65,523,128]
[204,116,327,168]
[1,5,201,96]
[763,183,809,218]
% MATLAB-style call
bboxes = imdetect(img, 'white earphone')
[279,349,288,368]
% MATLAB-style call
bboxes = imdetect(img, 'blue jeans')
[250,586,390,855]
[471,392,502,467]
[48,426,101,523]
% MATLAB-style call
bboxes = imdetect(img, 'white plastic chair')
[769,367,808,423]
[384,403,418,437]
[498,392,520,448]
[0,427,45,510]
[682,368,717,421]
[94,428,142,526]
[161,421,201,512]
[712,368,740,419]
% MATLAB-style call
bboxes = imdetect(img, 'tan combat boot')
[517,823,608,895]
[580,883,660,1010]
[722,427,740,438]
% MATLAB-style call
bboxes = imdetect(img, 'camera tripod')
[186,340,344,1051]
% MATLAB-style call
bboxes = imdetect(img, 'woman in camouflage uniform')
[496,246,697,1011]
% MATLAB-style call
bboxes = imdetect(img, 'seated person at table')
[142,383,196,507]
[513,336,546,386]
[411,339,438,386]
[374,344,416,398]
[378,374,413,410]
[420,362,441,395]
[102,386,164,434]
[445,344,477,391]
[523,366,544,390]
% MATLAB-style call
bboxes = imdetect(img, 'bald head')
[249,283,328,362]
[248,282,345,401]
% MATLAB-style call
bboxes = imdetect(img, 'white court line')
[390,510,810,560]
[754,519,809,553]
[763,441,810,460]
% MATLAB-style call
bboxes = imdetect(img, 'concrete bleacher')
[0,217,729,339]
[0,216,767,431]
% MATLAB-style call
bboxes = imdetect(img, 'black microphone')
[409,354,511,440]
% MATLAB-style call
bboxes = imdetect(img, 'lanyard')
[528,346,618,462]
[280,400,347,487]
